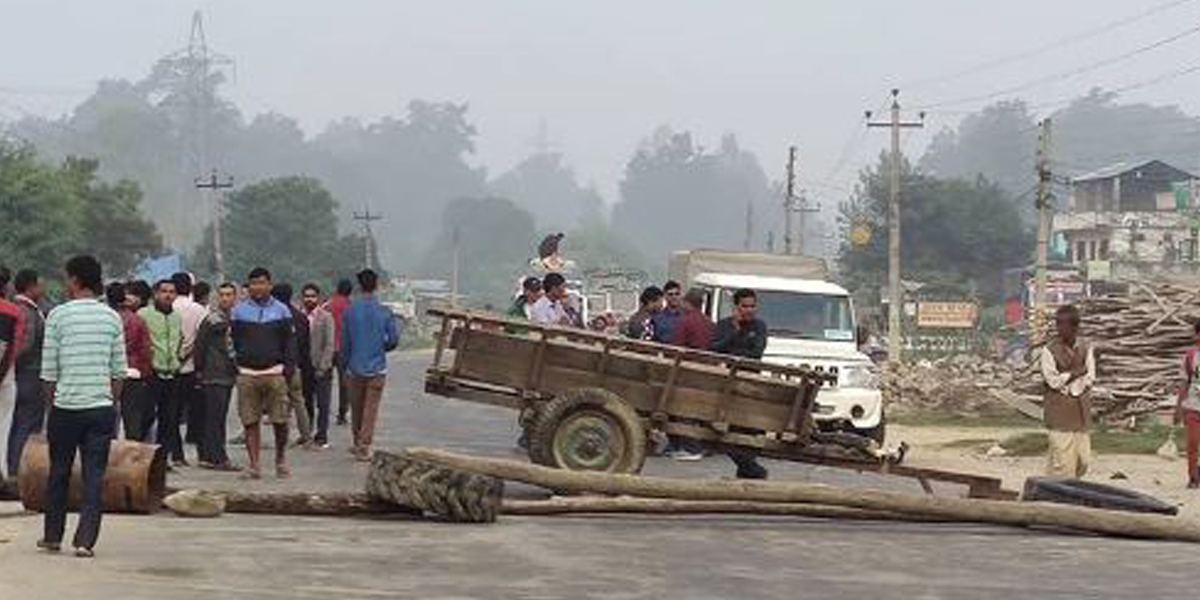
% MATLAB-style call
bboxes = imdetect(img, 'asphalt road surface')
[0,351,1194,599]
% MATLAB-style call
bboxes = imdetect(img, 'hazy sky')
[4,0,1200,203]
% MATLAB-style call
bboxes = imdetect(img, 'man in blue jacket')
[230,267,295,479]
[341,269,399,462]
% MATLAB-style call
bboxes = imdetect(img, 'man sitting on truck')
[530,273,577,327]
[651,281,683,344]
[711,288,770,480]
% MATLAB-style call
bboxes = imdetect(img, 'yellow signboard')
[917,301,979,329]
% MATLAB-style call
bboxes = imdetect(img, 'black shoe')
[736,462,769,480]
[336,417,348,426]
[37,540,61,553]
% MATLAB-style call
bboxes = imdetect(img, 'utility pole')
[867,89,925,364]
[194,169,233,281]
[352,206,383,270]
[784,146,797,254]
[1034,118,1053,317]
[450,225,461,309]
[782,146,820,255]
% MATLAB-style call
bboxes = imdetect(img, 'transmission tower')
[150,11,235,249]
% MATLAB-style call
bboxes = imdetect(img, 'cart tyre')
[366,452,503,523]
[529,388,647,474]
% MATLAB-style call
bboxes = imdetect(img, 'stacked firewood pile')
[886,281,1198,422]
[1070,282,1200,419]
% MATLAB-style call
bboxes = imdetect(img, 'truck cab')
[693,272,885,442]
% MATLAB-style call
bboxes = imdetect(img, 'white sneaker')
[668,450,705,462]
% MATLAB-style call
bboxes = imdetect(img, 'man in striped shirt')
[38,255,127,558]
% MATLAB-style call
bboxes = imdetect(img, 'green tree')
[420,197,537,306]
[0,142,80,275]
[839,153,1033,304]
[61,157,163,276]
[213,176,361,286]
[612,129,772,262]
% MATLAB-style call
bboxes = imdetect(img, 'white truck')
[669,249,885,442]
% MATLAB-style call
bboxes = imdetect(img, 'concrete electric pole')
[1034,118,1053,316]
[194,169,233,281]
[782,146,820,256]
[867,89,924,364]
[352,206,383,270]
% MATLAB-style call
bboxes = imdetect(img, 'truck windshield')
[718,290,854,342]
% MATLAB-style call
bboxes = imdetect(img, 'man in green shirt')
[39,255,127,558]
[138,280,185,465]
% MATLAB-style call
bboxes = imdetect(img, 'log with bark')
[501,496,947,522]
[405,447,1200,543]
[220,491,422,517]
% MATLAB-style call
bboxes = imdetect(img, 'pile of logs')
[1070,282,1200,419]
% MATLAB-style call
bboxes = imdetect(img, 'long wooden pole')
[502,496,945,522]
[405,447,1200,543]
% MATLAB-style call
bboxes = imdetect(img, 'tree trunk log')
[220,491,421,517]
[502,496,946,522]
[404,447,1200,543]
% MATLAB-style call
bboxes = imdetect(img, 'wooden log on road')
[502,496,947,522]
[405,447,1200,543]
[220,491,422,517]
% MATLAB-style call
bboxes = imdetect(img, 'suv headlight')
[841,364,880,390]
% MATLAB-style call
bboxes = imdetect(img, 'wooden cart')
[424,309,1017,500]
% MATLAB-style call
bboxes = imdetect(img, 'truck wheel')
[529,388,647,474]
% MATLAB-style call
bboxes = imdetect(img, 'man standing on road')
[329,279,353,426]
[172,272,208,459]
[0,266,24,388]
[341,269,399,462]
[711,288,770,480]
[651,281,684,344]
[231,268,295,479]
[660,288,714,461]
[194,282,239,470]
[9,269,45,479]
[105,283,151,440]
[139,280,184,464]
[273,283,314,448]
[38,255,126,558]
[1040,304,1095,478]
[302,283,336,449]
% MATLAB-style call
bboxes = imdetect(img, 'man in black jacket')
[194,283,239,470]
[711,288,770,479]
[272,283,314,448]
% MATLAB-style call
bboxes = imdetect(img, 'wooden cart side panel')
[449,329,807,433]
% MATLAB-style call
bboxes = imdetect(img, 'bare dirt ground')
[891,424,1200,521]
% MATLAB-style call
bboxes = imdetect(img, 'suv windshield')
[717,289,854,342]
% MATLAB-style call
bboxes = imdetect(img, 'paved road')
[0,351,1193,599]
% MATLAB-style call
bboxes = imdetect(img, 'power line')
[903,0,1196,89]
[917,21,1200,110]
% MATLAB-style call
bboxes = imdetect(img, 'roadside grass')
[997,424,1184,457]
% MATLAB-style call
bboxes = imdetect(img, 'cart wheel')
[529,388,646,474]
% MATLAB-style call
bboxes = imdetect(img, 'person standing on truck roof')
[651,281,683,344]
[711,288,770,480]
[1040,304,1095,479]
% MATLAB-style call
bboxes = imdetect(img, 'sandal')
[37,540,61,553]
[239,468,262,481]
[276,464,292,479]
[74,547,95,559]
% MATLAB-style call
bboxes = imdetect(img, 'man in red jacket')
[105,282,153,440]
[329,279,353,426]
[672,289,713,350]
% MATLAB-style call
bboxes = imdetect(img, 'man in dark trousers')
[194,282,239,470]
[39,255,127,557]
[272,283,313,447]
[138,280,184,465]
[711,287,770,479]
[9,269,45,479]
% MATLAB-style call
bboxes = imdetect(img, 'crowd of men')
[507,273,772,479]
[0,257,399,556]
